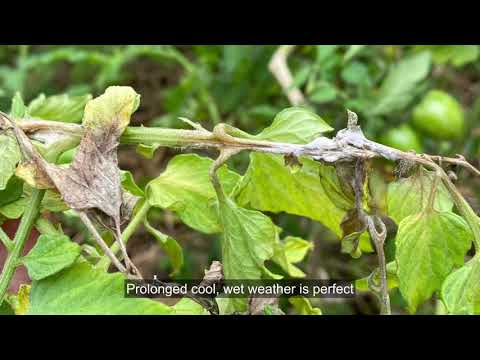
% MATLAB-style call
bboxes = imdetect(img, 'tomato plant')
[0,45,479,316]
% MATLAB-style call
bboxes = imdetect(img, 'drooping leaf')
[144,218,183,276]
[289,296,322,315]
[441,255,480,315]
[216,195,278,313]
[27,93,92,123]
[28,261,176,315]
[21,234,81,280]
[370,51,431,115]
[147,154,241,234]
[396,210,472,313]
[387,168,453,224]
[219,197,277,280]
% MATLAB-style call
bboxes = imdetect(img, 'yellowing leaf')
[82,86,139,132]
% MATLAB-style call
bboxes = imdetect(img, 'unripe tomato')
[379,124,423,153]
[411,90,465,140]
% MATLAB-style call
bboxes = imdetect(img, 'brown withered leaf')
[1,87,140,276]
[43,122,123,221]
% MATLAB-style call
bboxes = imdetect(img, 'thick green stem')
[97,200,151,270]
[0,189,45,304]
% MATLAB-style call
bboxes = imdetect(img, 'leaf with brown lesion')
[0,86,141,278]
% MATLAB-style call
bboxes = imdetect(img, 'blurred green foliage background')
[1,45,479,314]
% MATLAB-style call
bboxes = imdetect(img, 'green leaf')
[341,61,371,86]
[291,65,312,89]
[272,236,313,277]
[21,234,81,280]
[0,197,28,219]
[0,133,21,191]
[217,196,277,312]
[316,45,338,64]
[309,82,337,104]
[171,298,209,315]
[370,51,431,115]
[27,93,92,123]
[121,170,144,197]
[219,197,277,279]
[28,261,176,315]
[147,154,241,234]
[255,107,333,143]
[289,296,322,315]
[396,210,472,313]
[343,45,366,63]
[10,91,26,118]
[235,155,345,237]
[0,176,23,207]
[441,255,480,314]
[387,169,453,224]
[417,45,479,67]
[0,300,14,315]
[144,219,183,276]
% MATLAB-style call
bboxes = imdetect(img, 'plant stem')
[97,200,151,270]
[0,189,45,304]
[0,226,14,252]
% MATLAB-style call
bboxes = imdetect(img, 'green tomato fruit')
[380,124,423,153]
[411,90,465,140]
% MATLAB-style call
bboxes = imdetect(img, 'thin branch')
[77,211,127,275]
